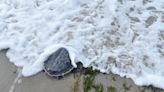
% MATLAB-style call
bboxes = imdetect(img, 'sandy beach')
[0,50,164,92]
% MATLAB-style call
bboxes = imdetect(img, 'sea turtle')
[44,47,74,78]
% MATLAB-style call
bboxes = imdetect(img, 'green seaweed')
[85,67,97,76]
[122,82,132,92]
[83,75,94,92]
[93,83,104,92]
[111,76,116,81]
[72,76,81,92]
[107,86,116,92]
[144,85,164,92]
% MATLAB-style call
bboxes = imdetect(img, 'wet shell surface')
[44,48,74,77]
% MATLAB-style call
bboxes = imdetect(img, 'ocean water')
[0,0,164,89]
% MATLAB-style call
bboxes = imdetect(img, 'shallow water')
[0,0,164,89]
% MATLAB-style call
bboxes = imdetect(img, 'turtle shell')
[44,47,74,77]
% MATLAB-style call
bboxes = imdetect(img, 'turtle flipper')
[56,76,64,80]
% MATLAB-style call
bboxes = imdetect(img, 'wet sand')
[0,50,163,92]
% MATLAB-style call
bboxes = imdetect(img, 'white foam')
[0,0,164,89]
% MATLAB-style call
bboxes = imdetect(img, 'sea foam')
[0,0,164,89]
